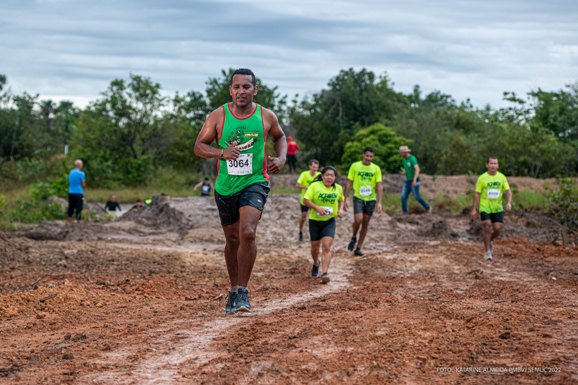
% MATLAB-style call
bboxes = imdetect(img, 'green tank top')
[215,103,268,196]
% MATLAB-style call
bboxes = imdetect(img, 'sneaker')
[299,231,303,242]
[225,291,237,315]
[311,263,320,277]
[320,273,330,284]
[427,207,433,214]
[484,250,493,261]
[354,248,365,257]
[235,287,251,313]
[347,237,357,251]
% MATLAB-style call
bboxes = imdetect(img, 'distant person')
[104,195,122,217]
[399,145,431,214]
[296,159,320,241]
[67,159,86,223]
[471,157,512,261]
[194,177,214,197]
[303,166,344,283]
[286,136,300,174]
[344,147,383,257]
[194,68,287,314]
[129,198,145,212]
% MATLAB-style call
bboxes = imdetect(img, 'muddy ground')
[1,176,577,385]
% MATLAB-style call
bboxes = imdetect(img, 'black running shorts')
[480,212,504,223]
[308,218,336,241]
[352,196,376,216]
[215,182,270,226]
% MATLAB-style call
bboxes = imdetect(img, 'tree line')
[1,69,577,189]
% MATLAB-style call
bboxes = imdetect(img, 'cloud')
[0,0,576,108]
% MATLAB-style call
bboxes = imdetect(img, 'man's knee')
[239,225,257,242]
[492,223,503,235]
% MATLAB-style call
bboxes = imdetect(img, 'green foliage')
[28,182,58,201]
[548,178,578,230]
[0,199,65,227]
[291,68,406,165]
[1,69,578,196]
[341,123,410,172]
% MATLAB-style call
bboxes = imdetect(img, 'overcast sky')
[1,0,577,109]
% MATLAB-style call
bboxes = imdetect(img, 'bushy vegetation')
[548,178,578,230]
[1,68,577,228]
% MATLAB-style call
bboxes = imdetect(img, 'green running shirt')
[215,103,268,196]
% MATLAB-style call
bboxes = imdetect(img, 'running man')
[296,159,320,241]
[399,145,431,214]
[303,166,344,284]
[67,159,86,224]
[344,147,383,257]
[194,68,287,314]
[471,157,512,261]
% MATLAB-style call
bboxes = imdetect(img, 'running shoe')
[235,287,251,313]
[299,231,303,242]
[484,250,493,261]
[225,290,237,315]
[311,263,320,277]
[320,273,330,284]
[347,237,357,251]
[354,248,365,257]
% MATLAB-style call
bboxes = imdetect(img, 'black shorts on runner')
[300,204,309,213]
[67,193,84,220]
[308,218,336,241]
[480,212,504,223]
[215,182,270,226]
[353,196,377,216]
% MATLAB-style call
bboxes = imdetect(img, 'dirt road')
[1,192,577,384]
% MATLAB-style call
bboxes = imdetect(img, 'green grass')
[512,190,548,210]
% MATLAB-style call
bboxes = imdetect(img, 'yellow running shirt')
[304,182,344,221]
[297,170,321,205]
[475,171,510,214]
[347,161,382,201]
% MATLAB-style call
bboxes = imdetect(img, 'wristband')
[220,149,224,159]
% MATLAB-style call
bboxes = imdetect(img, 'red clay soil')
[0,187,576,384]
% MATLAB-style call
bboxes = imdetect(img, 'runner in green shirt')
[194,68,287,314]
[344,147,383,257]
[304,166,345,284]
[471,157,512,261]
[296,159,320,242]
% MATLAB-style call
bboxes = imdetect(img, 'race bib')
[227,154,252,175]
[317,206,333,217]
[487,188,500,199]
[360,185,372,197]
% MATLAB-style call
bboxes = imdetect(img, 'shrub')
[548,178,578,230]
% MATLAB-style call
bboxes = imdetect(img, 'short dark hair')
[230,68,256,86]
[363,147,375,154]
[309,159,320,166]
[487,156,498,163]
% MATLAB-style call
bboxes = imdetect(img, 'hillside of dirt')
[0,175,576,384]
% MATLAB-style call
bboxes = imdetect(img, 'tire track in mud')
[80,254,353,385]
